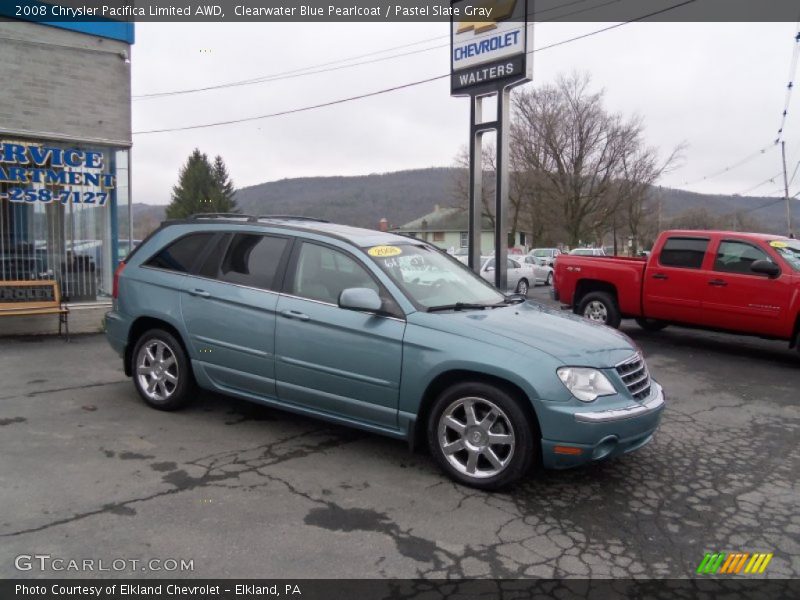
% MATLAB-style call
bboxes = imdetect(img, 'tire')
[578,291,622,329]
[545,272,553,286]
[516,279,529,296]
[635,317,668,332]
[131,328,195,411]
[427,381,537,490]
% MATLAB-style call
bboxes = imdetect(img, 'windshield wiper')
[503,294,527,304]
[427,302,493,312]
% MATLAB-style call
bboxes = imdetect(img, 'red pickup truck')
[554,230,800,349]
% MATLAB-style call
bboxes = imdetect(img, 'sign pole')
[494,89,511,291]
[468,95,483,272]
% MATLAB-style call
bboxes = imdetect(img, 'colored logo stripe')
[697,552,773,574]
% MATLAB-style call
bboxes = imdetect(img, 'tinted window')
[146,233,214,273]
[217,234,288,290]
[291,243,378,304]
[196,234,231,279]
[714,241,770,275]
[659,237,709,269]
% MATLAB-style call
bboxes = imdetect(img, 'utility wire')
[133,0,696,135]
[682,144,774,187]
[775,19,800,143]
[735,171,784,196]
[133,0,626,100]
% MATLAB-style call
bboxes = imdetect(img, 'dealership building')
[0,16,134,334]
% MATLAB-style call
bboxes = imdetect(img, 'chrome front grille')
[616,354,651,401]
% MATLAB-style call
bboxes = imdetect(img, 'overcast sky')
[130,21,798,205]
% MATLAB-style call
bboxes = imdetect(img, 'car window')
[659,237,709,269]
[508,259,520,269]
[291,242,379,305]
[714,241,771,275]
[216,234,289,290]
[145,233,214,273]
[770,240,800,271]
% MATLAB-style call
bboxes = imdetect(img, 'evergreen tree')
[166,149,237,219]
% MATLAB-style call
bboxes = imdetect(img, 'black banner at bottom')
[3,579,799,600]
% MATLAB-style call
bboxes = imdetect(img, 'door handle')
[708,279,728,287]
[280,310,310,322]
[189,288,211,298]
[652,273,669,280]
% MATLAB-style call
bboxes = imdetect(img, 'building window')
[459,232,468,247]
[0,138,124,302]
[433,231,445,242]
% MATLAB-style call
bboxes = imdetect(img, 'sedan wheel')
[546,272,553,286]
[438,397,515,479]
[516,279,529,295]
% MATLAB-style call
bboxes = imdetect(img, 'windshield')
[771,240,800,271]
[366,244,505,309]
[532,249,550,257]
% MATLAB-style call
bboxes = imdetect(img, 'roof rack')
[188,213,258,222]
[258,215,329,223]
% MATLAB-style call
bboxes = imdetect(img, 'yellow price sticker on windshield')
[770,241,789,248]
[368,245,402,257]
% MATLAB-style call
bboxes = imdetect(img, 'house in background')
[390,205,530,254]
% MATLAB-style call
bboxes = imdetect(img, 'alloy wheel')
[437,397,515,479]
[583,300,608,323]
[136,340,179,402]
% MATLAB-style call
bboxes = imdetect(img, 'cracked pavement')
[1,287,798,579]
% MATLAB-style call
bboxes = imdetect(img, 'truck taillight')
[112,261,126,299]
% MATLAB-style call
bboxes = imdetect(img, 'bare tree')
[511,72,681,248]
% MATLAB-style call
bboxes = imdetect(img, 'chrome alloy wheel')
[517,280,529,295]
[583,300,608,323]
[136,340,179,402]
[438,397,515,479]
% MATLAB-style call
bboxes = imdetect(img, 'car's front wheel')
[132,329,194,411]
[427,382,537,490]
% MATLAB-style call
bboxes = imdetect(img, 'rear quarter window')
[145,233,215,273]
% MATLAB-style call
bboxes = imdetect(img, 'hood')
[414,301,638,368]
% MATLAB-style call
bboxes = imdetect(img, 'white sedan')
[521,255,554,286]
[478,256,537,295]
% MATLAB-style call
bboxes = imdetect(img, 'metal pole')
[494,89,510,291]
[468,95,483,273]
[782,141,793,237]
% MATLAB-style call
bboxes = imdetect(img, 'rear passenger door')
[274,241,405,429]
[643,235,710,325]
[180,232,292,398]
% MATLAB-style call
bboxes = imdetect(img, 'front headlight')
[557,367,617,402]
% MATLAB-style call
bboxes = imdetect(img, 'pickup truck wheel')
[635,317,668,332]
[578,292,622,328]
[132,329,194,411]
[427,382,536,490]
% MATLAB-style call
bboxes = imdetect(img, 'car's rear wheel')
[427,382,537,490]
[635,317,668,331]
[545,272,553,286]
[516,279,529,296]
[578,292,622,328]
[132,329,194,411]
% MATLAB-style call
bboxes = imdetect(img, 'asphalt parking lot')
[1,285,798,579]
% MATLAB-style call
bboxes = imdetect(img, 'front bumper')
[540,381,665,469]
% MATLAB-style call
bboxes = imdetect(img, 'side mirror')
[750,259,780,278]
[339,287,382,312]
[485,266,494,272]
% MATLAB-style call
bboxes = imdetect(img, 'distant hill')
[131,167,798,238]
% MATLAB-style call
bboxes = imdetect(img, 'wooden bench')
[0,280,69,340]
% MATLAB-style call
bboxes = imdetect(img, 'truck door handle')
[280,310,310,322]
[708,279,728,287]
[189,288,211,298]
[652,273,668,280]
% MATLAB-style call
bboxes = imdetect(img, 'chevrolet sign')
[450,0,532,95]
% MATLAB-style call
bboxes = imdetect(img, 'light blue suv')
[105,215,664,489]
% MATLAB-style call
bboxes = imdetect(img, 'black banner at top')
[5,0,800,23]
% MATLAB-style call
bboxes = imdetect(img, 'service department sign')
[450,0,532,95]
